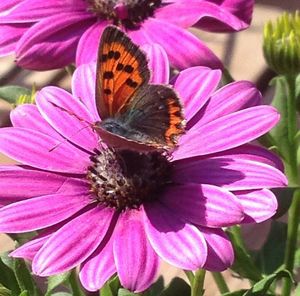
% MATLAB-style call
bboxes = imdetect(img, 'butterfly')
[93,26,185,152]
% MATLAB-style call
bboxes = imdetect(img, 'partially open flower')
[0,45,286,292]
[0,0,254,70]
[263,11,300,75]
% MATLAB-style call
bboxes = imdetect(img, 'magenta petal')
[0,166,69,203]
[0,0,21,12]
[114,212,159,293]
[173,66,221,122]
[32,207,115,276]
[0,22,31,56]
[76,21,106,66]
[192,81,262,127]
[0,179,90,232]
[0,0,86,23]
[142,18,222,69]
[36,87,98,152]
[11,104,64,140]
[200,227,234,271]
[155,0,250,31]
[15,12,94,70]
[0,127,89,173]
[143,203,207,270]
[142,44,169,84]
[236,189,278,223]
[174,106,280,158]
[195,0,254,32]
[173,155,287,190]
[72,63,99,122]
[161,184,243,227]
[10,235,50,261]
[80,237,116,292]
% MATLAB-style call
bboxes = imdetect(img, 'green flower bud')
[263,11,300,75]
[15,84,36,106]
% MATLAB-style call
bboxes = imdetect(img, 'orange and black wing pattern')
[96,26,150,119]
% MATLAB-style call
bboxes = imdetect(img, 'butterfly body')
[95,26,185,151]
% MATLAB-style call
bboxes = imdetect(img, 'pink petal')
[11,235,50,260]
[32,207,115,276]
[161,184,243,227]
[155,0,252,31]
[143,203,207,270]
[0,166,69,203]
[80,236,116,292]
[114,212,159,293]
[76,20,107,66]
[195,0,254,32]
[0,22,31,56]
[128,27,153,44]
[0,0,86,23]
[172,155,287,190]
[190,81,262,127]
[0,0,21,12]
[200,227,234,271]
[173,66,221,122]
[142,44,169,84]
[0,127,90,173]
[174,106,280,158]
[72,63,99,122]
[141,18,222,69]
[236,189,278,223]
[0,179,90,232]
[15,12,94,70]
[36,86,98,152]
[11,104,64,140]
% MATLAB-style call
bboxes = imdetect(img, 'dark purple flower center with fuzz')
[87,148,171,211]
[86,0,162,29]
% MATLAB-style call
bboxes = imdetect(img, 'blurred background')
[0,0,299,294]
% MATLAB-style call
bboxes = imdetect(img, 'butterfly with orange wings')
[93,26,185,152]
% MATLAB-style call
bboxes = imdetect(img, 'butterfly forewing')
[96,26,150,119]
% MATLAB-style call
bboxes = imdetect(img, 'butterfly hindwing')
[114,84,185,148]
[96,26,150,119]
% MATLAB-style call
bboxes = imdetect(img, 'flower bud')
[263,11,300,75]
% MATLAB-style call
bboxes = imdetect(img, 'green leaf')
[160,277,191,296]
[117,289,136,296]
[252,221,287,274]
[244,269,293,295]
[0,283,12,296]
[50,293,72,296]
[100,275,120,296]
[13,258,39,296]
[45,272,71,296]
[227,227,262,282]
[144,276,164,296]
[0,254,20,296]
[295,282,300,295]
[18,291,28,296]
[0,86,31,104]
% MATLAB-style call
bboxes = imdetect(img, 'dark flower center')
[87,148,171,211]
[86,0,162,29]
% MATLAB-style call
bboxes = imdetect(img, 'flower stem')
[211,272,229,294]
[69,269,85,296]
[191,269,206,296]
[184,270,195,285]
[282,189,300,296]
[284,75,299,186]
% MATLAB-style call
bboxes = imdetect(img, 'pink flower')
[0,0,254,70]
[0,45,286,292]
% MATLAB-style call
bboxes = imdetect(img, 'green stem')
[211,272,230,294]
[191,269,206,296]
[284,75,299,186]
[184,270,195,285]
[69,269,85,296]
[282,189,300,296]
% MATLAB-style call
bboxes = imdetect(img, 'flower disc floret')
[87,148,171,210]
